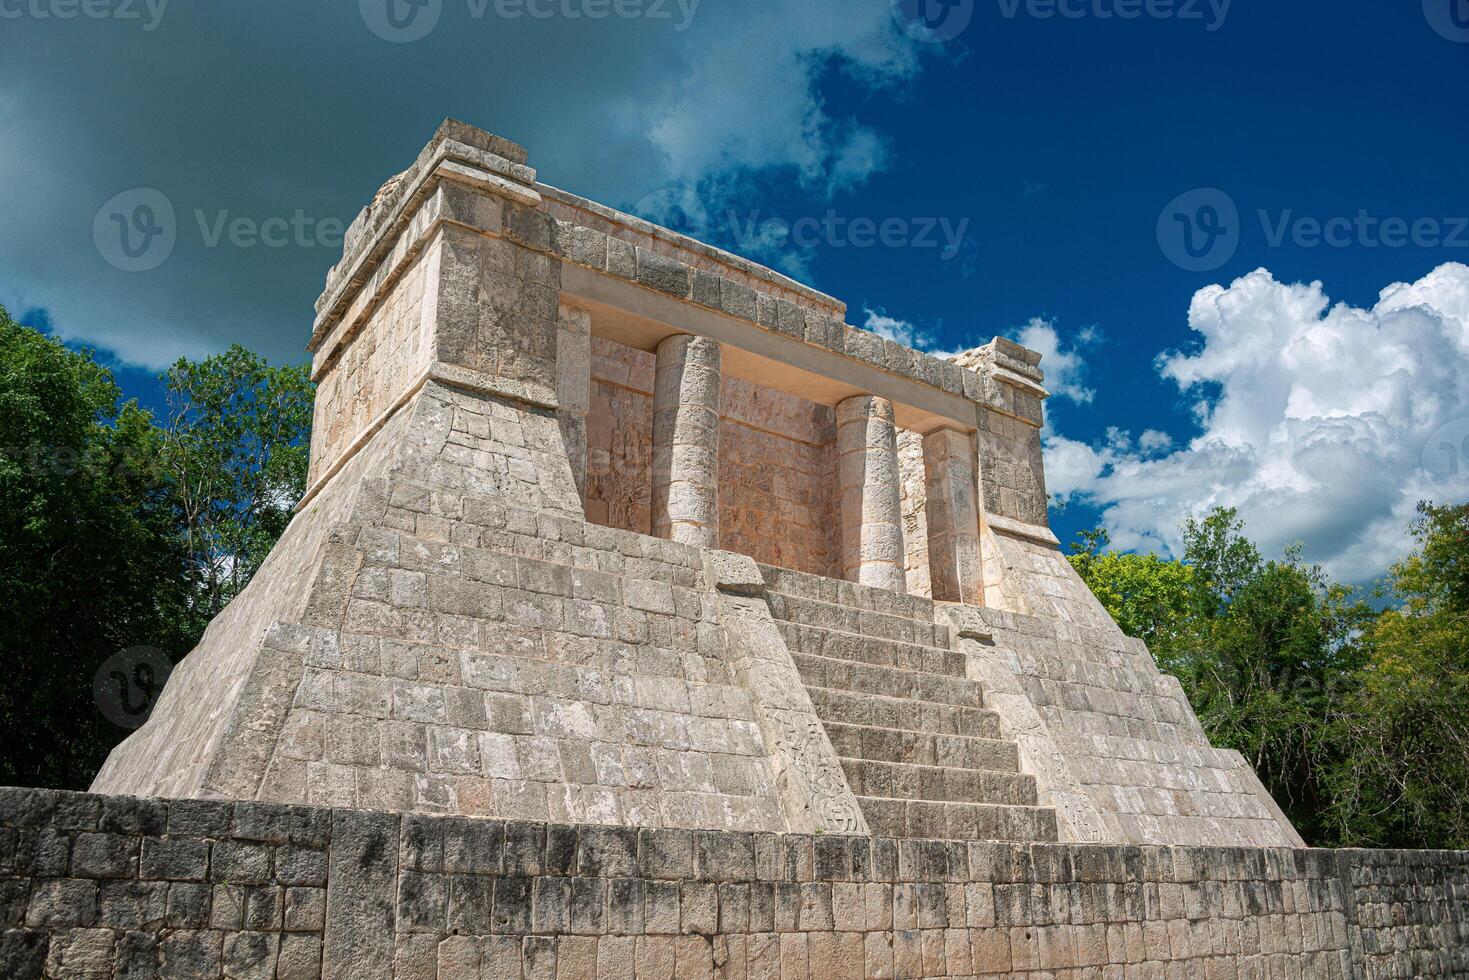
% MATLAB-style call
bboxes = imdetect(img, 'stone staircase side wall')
[4,788,1467,980]
[955,526,1306,849]
[703,552,869,836]
[88,407,409,803]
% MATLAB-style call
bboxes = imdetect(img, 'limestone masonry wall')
[59,119,1469,975]
[586,337,840,579]
[3,788,1466,979]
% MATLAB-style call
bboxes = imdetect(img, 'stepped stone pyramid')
[93,119,1299,851]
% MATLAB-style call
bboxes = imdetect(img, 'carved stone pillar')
[556,304,591,504]
[836,394,907,593]
[651,334,721,547]
[922,427,984,605]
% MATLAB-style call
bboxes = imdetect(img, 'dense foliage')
[1070,503,1469,850]
[0,308,311,788]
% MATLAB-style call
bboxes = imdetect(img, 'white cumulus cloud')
[1045,262,1469,584]
[1015,317,1097,406]
[862,305,937,350]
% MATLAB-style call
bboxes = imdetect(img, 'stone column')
[836,395,907,593]
[922,427,985,605]
[556,304,592,504]
[652,334,721,547]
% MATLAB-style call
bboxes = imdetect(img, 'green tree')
[0,315,314,789]
[0,307,186,788]
[1067,527,1199,666]
[159,345,313,638]
[1326,502,1469,849]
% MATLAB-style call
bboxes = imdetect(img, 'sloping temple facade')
[4,121,1461,979]
[91,120,1296,852]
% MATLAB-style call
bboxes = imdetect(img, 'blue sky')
[1,0,1466,583]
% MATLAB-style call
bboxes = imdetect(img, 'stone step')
[766,592,951,649]
[758,564,938,623]
[857,797,1059,843]
[777,621,967,678]
[791,653,984,709]
[806,687,1002,739]
[823,721,1019,772]
[841,758,1037,807]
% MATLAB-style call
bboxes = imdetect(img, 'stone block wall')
[586,337,656,535]
[946,532,1305,849]
[307,244,434,490]
[4,789,1467,979]
[584,337,840,579]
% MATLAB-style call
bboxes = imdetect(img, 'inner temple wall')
[584,336,845,578]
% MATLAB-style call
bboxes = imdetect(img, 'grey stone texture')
[3,789,1468,978]
[42,121,1461,975]
[93,118,1310,852]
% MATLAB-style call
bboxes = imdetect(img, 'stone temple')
[2,120,1465,978]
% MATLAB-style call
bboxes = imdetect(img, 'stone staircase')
[761,568,1058,843]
